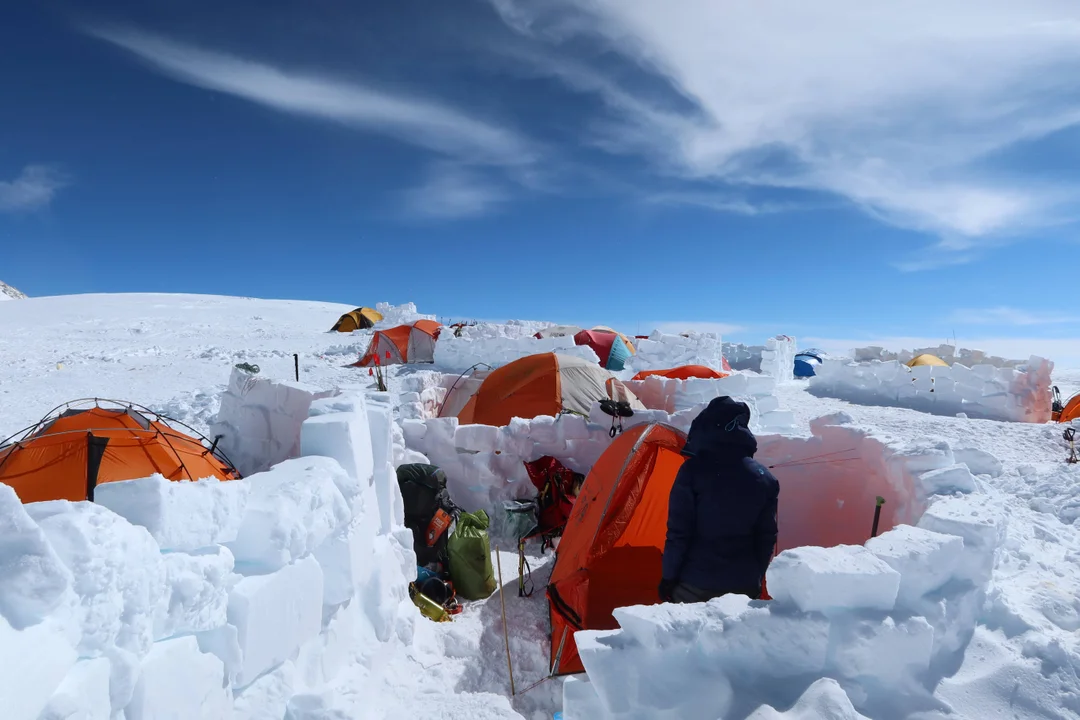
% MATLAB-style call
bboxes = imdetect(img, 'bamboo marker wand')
[495,547,516,696]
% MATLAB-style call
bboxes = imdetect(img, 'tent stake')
[871,496,885,538]
[293,353,299,382]
[495,547,516,696]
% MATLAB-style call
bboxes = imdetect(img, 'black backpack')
[396,464,459,570]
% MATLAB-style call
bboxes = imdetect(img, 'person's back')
[660,396,779,603]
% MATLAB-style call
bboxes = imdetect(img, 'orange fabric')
[548,423,687,675]
[1060,395,1080,423]
[354,321,442,367]
[0,407,238,504]
[464,353,562,426]
[632,365,728,381]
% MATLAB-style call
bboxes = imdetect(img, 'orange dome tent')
[632,365,729,381]
[547,423,687,675]
[1057,392,1080,423]
[352,320,442,367]
[331,307,383,332]
[0,400,240,504]
[455,353,643,426]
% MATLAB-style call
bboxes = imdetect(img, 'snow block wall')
[372,301,434,328]
[626,330,724,373]
[0,393,418,720]
[723,342,765,372]
[433,331,599,373]
[853,343,1024,369]
[564,417,1008,720]
[809,356,1054,422]
[211,367,337,476]
[760,335,797,384]
[624,372,796,433]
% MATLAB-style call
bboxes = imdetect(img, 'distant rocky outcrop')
[0,281,27,300]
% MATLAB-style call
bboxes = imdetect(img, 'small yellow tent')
[907,354,949,368]
[331,307,383,333]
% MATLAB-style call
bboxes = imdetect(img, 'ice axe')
[870,496,886,538]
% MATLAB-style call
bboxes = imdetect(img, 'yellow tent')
[907,354,949,368]
[331,307,383,333]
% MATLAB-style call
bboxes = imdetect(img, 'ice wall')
[723,342,766,372]
[624,372,795,433]
[809,356,1054,422]
[563,418,1007,720]
[372,302,434,328]
[211,367,337,476]
[433,332,599,374]
[0,394,418,720]
[760,335,797,384]
[853,344,1023,369]
[627,331,724,373]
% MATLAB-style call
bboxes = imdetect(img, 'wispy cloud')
[651,321,744,336]
[648,192,812,216]
[402,163,508,219]
[0,165,68,213]
[87,25,542,218]
[488,1,1080,260]
[948,307,1080,326]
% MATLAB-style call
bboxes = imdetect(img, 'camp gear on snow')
[448,510,497,600]
[547,423,688,675]
[1066,427,1078,464]
[871,496,886,537]
[632,365,728,381]
[0,399,241,504]
[502,500,539,541]
[453,353,644,426]
[573,329,633,371]
[234,362,260,374]
[397,464,459,570]
[662,396,779,599]
[523,456,584,542]
[1053,386,1064,421]
[599,398,635,437]
[352,320,441,367]
[331,307,383,332]
[517,538,534,597]
[410,583,452,622]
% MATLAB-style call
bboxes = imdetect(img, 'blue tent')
[794,351,823,378]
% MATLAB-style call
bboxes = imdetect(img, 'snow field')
[0,381,421,720]
[809,355,1055,423]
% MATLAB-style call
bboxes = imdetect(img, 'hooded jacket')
[662,396,779,593]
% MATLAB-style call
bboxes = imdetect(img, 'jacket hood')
[683,396,757,459]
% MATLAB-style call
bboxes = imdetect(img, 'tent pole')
[495,547,516,696]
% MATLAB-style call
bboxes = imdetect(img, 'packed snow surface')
[2,292,1080,719]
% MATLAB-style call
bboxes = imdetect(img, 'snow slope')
[3,293,1080,719]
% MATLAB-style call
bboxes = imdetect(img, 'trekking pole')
[293,353,299,382]
[495,547,516,696]
[871,496,885,538]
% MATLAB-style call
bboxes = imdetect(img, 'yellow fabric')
[907,354,949,367]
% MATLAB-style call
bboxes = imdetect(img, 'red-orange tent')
[353,320,442,367]
[632,365,729,381]
[0,402,240,504]
[547,423,687,675]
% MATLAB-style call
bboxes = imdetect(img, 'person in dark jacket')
[660,396,779,604]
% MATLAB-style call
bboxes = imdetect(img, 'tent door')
[86,435,110,502]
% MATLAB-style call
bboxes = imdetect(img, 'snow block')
[300,410,375,504]
[94,474,250,552]
[37,657,111,720]
[125,636,231,720]
[827,615,935,684]
[917,463,976,496]
[313,487,377,607]
[746,678,870,720]
[952,447,1003,478]
[293,600,367,689]
[917,494,1006,586]
[766,545,900,614]
[0,612,77,720]
[154,546,234,640]
[865,525,965,609]
[212,367,336,476]
[454,424,500,453]
[0,484,73,629]
[228,554,324,688]
[227,457,351,572]
[27,501,167,658]
[231,660,295,720]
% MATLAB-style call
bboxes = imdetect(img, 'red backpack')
[523,456,583,540]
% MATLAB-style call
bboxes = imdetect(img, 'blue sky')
[4,1,1080,356]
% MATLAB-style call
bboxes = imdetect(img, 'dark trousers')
[671,582,761,604]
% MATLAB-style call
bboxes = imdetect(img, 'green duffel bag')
[448,510,497,600]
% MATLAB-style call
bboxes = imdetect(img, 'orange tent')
[1059,394,1080,423]
[547,423,687,675]
[455,353,643,426]
[0,402,240,504]
[632,365,729,381]
[353,320,442,367]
